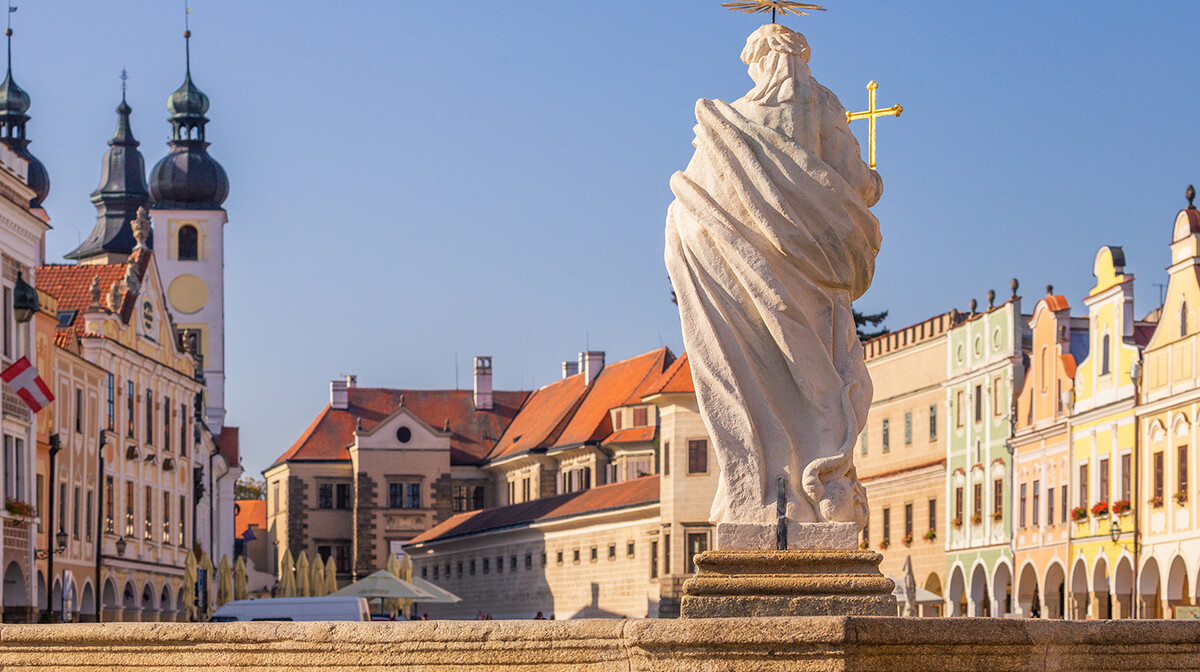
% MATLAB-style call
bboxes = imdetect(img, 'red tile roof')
[1042,295,1070,313]
[36,250,153,340]
[553,348,672,448]
[486,375,589,461]
[215,427,239,467]
[643,351,693,396]
[601,426,656,445]
[407,476,659,545]
[235,499,266,538]
[270,388,529,468]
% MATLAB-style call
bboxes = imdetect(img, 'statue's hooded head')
[741,23,810,66]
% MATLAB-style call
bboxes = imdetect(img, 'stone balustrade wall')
[1,617,1199,671]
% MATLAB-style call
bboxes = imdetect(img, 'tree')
[235,476,266,501]
[855,308,889,342]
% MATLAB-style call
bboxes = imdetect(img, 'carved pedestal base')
[680,550,895,618]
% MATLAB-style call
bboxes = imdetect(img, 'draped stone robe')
[665,24,882,538]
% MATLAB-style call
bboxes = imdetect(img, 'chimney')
[345,374,357,388]
[562,361,579,379]
[330,378,349,410]
[581,351,605,386]
[474,356,493,411]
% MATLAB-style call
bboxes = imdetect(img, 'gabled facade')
[1011,292,1087,619]
[39,241,206,622]
[1066,246,1147,619]
[263,373,528,586]
[1136,199,1200,619]
[944,291,1026,617]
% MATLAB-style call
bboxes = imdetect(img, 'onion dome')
[149,30,228,210]
[0,28,49,208]
[65,95,152,260]
[0,68,29,117]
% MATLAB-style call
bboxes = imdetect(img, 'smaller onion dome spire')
[65,72,152,261]
[150,26,228,210]
[0,16,48,209]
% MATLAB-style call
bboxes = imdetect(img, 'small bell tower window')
[178,225,198,260]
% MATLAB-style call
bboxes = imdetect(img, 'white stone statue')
[665,24,881,549]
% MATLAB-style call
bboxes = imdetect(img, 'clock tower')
[149,28,230,433]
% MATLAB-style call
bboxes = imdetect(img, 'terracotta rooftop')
[486,375,587,462]
[37,250,152,339]
[235,499,266,538]
[643,351,693,396]
[601,426,656,446]
[1042,295,1070,313]
[270,387,529,468]
[552,348,672,449]
[407,476,659,545]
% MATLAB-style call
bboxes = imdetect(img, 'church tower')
[65,80,152,264]
[149,26,229,433]
[0,23,49,213]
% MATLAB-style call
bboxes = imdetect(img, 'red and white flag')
[0,357,54,413]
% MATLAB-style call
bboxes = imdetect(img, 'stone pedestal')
[679,549,896,618]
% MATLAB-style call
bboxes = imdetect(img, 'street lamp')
[115,535,127,557]
[1110,518,1122,544]
[34,528,67,559]
[11,271,38,323]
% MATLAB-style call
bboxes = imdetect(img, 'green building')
[944,288,1027,616]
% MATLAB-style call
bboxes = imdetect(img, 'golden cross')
[845,80,902,170]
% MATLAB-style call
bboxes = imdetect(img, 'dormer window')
[178,225,198,261]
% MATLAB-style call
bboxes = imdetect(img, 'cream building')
[263,365,529,587]
[1136,197,1200,619]
[0,139,50,622]
[859,311,960,616]
[406,350,721,620]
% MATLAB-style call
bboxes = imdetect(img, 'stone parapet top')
[1,618,1199,671]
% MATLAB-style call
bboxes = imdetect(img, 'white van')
[210,596,370,622]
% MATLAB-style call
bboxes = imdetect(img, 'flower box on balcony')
[1091,501,1109,517]
[1070,506,1089,523]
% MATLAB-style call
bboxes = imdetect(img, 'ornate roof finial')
[88,275,101,310]
[1046,284,1054,296]
[131,205,151,250]
[1010,278,1019,298]
[184,0,191,73]
[968,298,977,314]
[1188,184,1196,210]
[6,3,14,75]
[105,278,121,312]
[987,289,996,308]
[120,67,127,104]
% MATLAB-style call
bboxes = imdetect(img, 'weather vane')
[723,1,826,24]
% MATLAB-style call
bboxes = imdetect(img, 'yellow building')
[1137,198,1200,619]
[1066,246,1148,619]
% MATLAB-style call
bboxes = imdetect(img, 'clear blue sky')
[17,2,1200,476]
